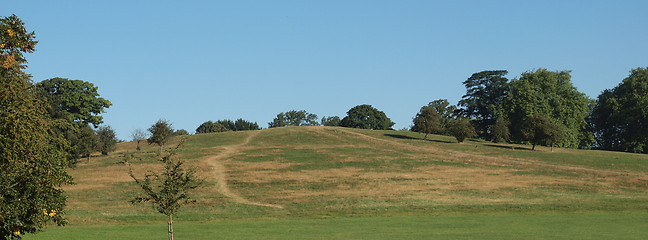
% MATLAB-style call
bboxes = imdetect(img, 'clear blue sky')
[4,1,647,140]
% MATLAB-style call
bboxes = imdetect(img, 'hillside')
[54,126,648,226]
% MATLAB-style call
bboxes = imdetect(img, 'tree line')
[410,68,648,153]
[192,68,648,154]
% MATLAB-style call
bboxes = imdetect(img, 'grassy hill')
[26,127,648,239]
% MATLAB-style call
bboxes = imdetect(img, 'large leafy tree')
[340,104,394,130]
[591,67,648,153]
[36,77,111,128]
[1,15,71,239]
[129,144,203,240]
[459,70,510,138]
[411,105,442,139]
[506,69,591,148]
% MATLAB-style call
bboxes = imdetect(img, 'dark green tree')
[96,125,117,155]
[411,105,442,139]
[521,114,566,151]
[321,116,341,126]
[233,118,260,131]
[447,118,477,143]
[172,129,189,136]
[591,67,648,153]
[129,143,203,240]
[195,121,228,134]
[507,69,591,148]
[340,104,394,130]
[36,77,112,128]
[148,119,174,154]
[71,125,98,162]
[490,119,511,143]
[1,14,71,239]
[268,113,287,128]
[459,70,510,139]
[426,99,458,133]
[269,110,318,128]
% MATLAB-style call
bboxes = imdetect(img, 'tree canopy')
[321,116,341,126]
[1,14,71,239]
[96,125,117,155]
[196,119,260,134]
[447,118,477,143]
[411,105,442,139]
[591,67,648,153]
[341,104,394,130]
[269,110,318,128]
[507,69,591,148]
[148,119,174,154]
[521,114,566,151]
[459,70,509,138]
[36,77,111,128]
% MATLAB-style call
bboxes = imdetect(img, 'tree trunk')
[551,143,554,152]
[424,133,429,140]
[532,143,536,151]
[159,144,163,155]
[168,214,173,240]
[136,140,141,151]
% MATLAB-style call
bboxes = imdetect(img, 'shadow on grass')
[426,139,456,143]
[484,144,533,151]
[383,133,419,140]
[383,133,456,144]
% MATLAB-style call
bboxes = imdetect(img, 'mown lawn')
[25,212,648,239]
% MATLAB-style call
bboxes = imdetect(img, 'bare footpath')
[205,130,284,209]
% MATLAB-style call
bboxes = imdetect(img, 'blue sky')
[4,1,647,140]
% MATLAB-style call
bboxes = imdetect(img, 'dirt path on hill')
[205,131,284,209]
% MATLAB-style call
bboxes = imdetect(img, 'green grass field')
[24,127,648,239]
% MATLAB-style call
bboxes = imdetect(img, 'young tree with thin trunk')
[131,128,148,150]
[129,143,203,240]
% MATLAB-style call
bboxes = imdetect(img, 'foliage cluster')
[320,116,341,126]
[268,110,319,128]
[196,119,260,134]
[340,104,394,130]
[590,67,648,153]
[0,15,71,239]
[148,119,174,154]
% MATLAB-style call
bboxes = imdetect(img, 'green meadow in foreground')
[26,127,648,239]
